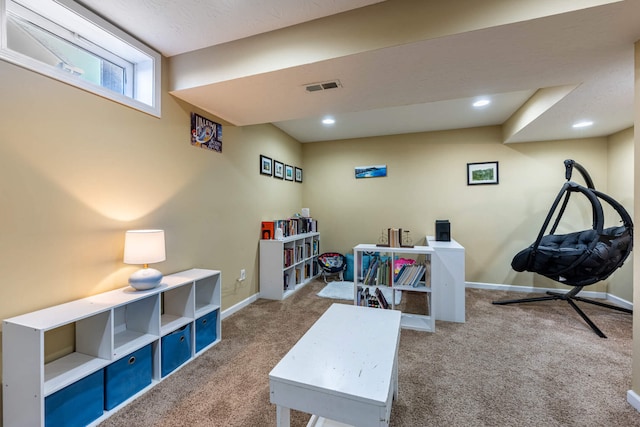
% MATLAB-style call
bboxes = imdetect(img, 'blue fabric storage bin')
[161,323,192,377]
[104,344,152,410]
[195,310,218,352]
[344,253,354,281]
[45,369,104,427]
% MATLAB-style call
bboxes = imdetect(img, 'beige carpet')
[99,280,639,426]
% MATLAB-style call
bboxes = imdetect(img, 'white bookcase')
[2,268,221,427]
[353,244,435,332]
[260,232,320,300]
[352,237,466,332]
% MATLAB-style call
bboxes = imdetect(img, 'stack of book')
[388,228,401,247]
[261,217,318,239]
[376,227,414,248]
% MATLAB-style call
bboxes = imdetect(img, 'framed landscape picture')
[467,161,499,185]
[295,167,303,183]
[285,165,294,181]
[274,160,284,179]
[355,164,387,179]
[260,155,272,176]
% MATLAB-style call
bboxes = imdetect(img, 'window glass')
[1,0,160,116]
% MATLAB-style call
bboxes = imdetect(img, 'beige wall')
[607,128,634,301]
[0,58,302,317]
[0,57,302,417]
[632,38,640,399]
[302,126,632,294]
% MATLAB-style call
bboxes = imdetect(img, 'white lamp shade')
[123,229,166,265]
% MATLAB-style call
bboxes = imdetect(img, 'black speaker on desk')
[435,220,451,241]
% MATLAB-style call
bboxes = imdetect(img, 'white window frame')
[0,0,161,117]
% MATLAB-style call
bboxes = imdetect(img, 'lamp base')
[129,267,163,290]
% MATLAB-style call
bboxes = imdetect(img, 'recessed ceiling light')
[322,117,335,125]
[572,120,593,128]
[473,99,491,108]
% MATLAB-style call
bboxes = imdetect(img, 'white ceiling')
[77,0,640,143]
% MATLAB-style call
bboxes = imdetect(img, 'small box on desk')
[161,324,192,377]
[104,344,153,410]
[195,310,219,352]
[435,220,451,242]
[45,369,104,427]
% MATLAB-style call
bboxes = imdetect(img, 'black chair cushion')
[512,226,631,287]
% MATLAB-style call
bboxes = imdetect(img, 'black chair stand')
[492,287,632,338]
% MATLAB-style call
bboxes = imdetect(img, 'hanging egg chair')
[493,160,633,337]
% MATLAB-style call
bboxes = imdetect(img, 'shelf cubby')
[160,284,194,334]
[113,295,160,359]
[195,273,221,317]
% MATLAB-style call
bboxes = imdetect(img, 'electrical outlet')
[240,269,246,281]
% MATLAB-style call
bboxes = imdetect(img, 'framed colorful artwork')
[274,160,284,179]
[260,155,273,176]
[285,165,294,181]
[467,161,499,185]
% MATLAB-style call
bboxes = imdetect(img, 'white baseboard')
[628,390,640,413]
[465,281,632,310]
[221,292,259,320]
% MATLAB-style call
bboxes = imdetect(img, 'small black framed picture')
[295,167,303,183]
[260,155,273,176]
[285,164,294,181]
[273,160,284,179]
[467,161,499,185]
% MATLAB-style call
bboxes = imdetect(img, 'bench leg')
[276,405,291,427]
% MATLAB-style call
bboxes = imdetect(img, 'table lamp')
[123,229,166,290]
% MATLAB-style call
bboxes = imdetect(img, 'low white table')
[269,303,402,427]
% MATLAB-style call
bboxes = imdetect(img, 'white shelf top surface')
[4,268,220,330]
[270,303,401,406]
[261,231,319,243]
[353,243,434,254]
[426,236,464,250]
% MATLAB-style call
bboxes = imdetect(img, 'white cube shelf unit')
[2,268,221,427]
[260,232,320,300]
[353,244,435,332]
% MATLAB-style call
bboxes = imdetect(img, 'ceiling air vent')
[305,80,342,93]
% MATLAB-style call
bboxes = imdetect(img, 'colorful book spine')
[260,218,318,239]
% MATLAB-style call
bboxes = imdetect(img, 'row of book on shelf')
[283,241,319,268]
[283,263,319,290]
[362,256,429,288]
[261,217,318,240]
[395,263,429,287]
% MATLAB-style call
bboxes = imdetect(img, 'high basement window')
[1,0,161,116]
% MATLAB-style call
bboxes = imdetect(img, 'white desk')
[269,303,402,427]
